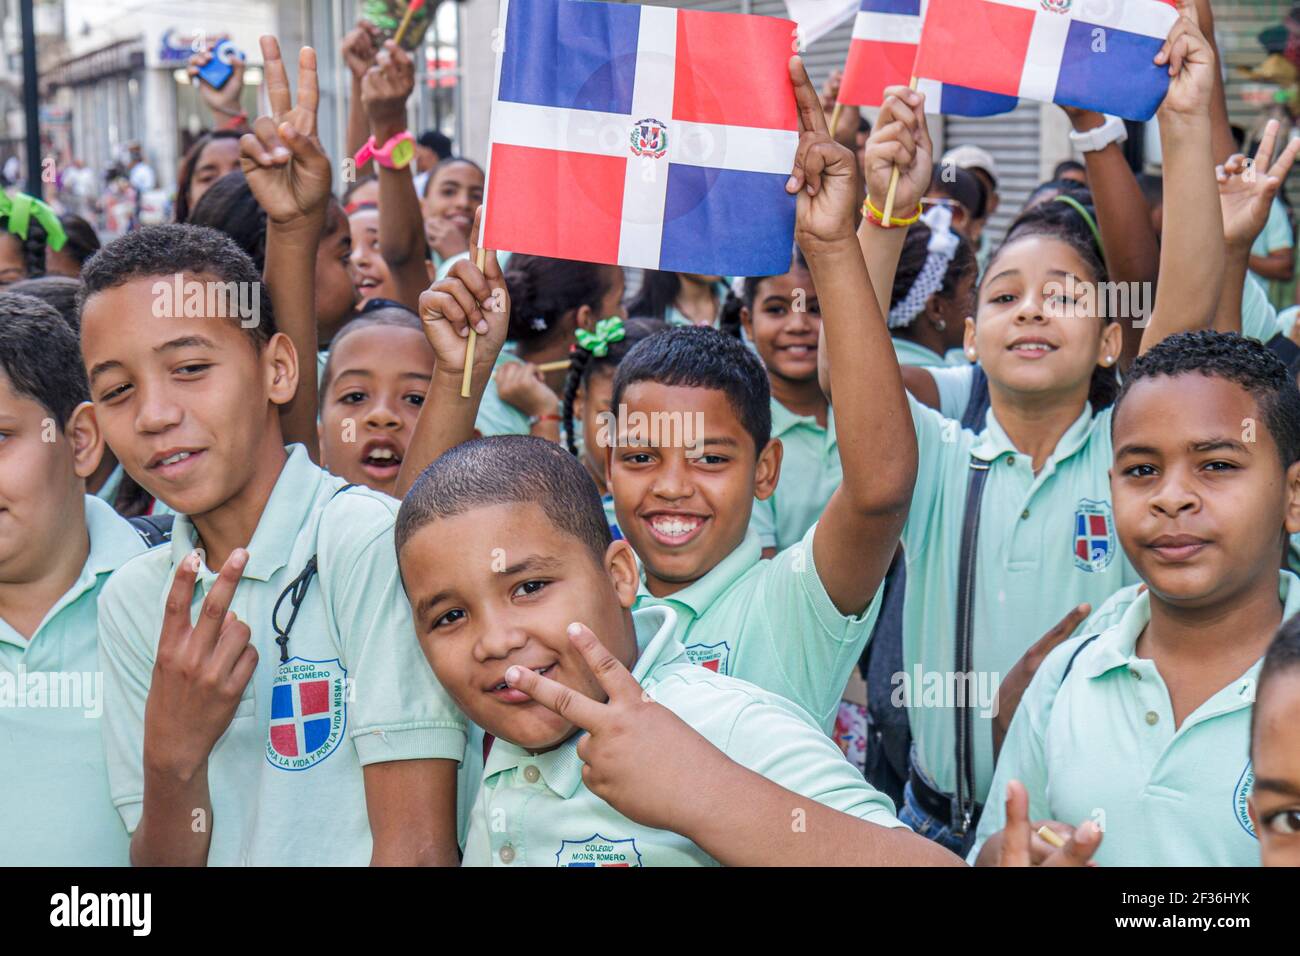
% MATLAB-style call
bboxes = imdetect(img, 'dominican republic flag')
[481,0,799,276]
[840,0,1016,115]
[914,0,1179,121]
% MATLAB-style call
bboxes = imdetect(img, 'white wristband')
[1069,114,1128,154]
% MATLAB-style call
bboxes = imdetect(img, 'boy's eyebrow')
[1250,775,1300,798]
[500,554,564,576]
[88,359,122,384]
[1190,438,1250,454]
[156,335,219,353]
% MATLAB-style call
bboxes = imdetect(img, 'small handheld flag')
[480,0,800,277]
[839,0,1015,116]
[913,0,1180,121]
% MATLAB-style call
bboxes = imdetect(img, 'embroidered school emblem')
[1234,761,1257,839]
[555,834,643,867]
[684,640,731,674]
[1040,0,1072,13]
[1072,499,1116,572]
[629,118,668,159]
[266,657,347,771]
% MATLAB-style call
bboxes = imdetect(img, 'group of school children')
[3,2,1300,869]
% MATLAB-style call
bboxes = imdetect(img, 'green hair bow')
[574,316,626,358]
[0,190,67,252]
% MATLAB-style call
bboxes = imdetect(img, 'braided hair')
[561,318,669,456]
[0,215,48,281]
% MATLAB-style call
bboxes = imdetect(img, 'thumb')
[1043,819,1103,867]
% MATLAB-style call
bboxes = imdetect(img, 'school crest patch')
[266,657,347,771]
[629,118,668,159]
[1072,499,1115,572]
[555,834,643,867]
[1234,761,1257,838]
[684,640,731,674]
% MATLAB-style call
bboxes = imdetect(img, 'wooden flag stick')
[393,0,426,48]
[829,101,844,139]
[536,359,572,373]
[881,76,920,225]
[460,246,486,399]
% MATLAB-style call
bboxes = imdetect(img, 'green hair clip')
[1052,194,1102,261]
[574,316,626,358]
[0,190,67,252]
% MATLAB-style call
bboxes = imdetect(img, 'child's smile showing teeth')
[359,439,403,480]
[643,512,709,547]
[1007,337,1058,359]
[147,447,204,479]
[488,663,555,703]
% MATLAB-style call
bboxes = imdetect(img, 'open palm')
[1218,119,1300,249]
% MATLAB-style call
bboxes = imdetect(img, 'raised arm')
[1138,1,1224,352]
[240,37,333,462]
[341,21,382,177]
[363,40,431,312]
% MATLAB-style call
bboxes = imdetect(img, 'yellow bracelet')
[863,195,923,227]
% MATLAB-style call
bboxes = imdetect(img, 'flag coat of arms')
[266,657,348,771]
[1073,499,1116,573]
[840,0,1016,115]
[481,0,799,276]
[914,0,1179,120]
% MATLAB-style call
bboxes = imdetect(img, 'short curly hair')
[1113,330,1300,466]
[1253,611,1300,755]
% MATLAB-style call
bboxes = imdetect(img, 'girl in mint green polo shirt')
[474,255,627,438]
[852,54,1227,853]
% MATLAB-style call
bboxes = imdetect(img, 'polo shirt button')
[523,765,540,783]
[1145,710,1158,725]
[1020,509,1030,519]
[1005,455,1014,465]
[1130,668,1141,680]
[499,844,516,864]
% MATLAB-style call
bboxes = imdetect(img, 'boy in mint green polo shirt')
[0,295,144,866]
[80,222,465,866]
[395,435,941,866]
[973,332,1300,866]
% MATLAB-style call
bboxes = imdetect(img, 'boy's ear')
[264,332,300,407]
[1283,459,1300,535]
[754,436,783,501]
[738,305,752,338]
[605,538,640,609]
[66,401,105,480]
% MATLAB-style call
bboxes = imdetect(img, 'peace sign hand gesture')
[240,36,332,230]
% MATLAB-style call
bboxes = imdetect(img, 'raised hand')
[418,207,509,378]
[863,84,933,221]
[997,780,1102,867]
[143,549,258,778]
[495,361,558,419]
[1155,0,1216,119]
[239,37,332,229]
[1217,118,1300,251]
[505,621,730,834]
[361,40,415,137]
[187,46,245,121]
[787,55,860,251]
[341,19,383,81]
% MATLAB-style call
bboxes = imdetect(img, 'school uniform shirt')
[96,444,467,866]
[435,249,514,282]
[664,279,731,329]
[891,338,951,369]
[463,604,905,866]
[1249,198,1294,307]
[474,349,532,437]
[751,402,840,552]
[902,395,1140,803]
[969,573,1298,867]
[94,464,125,508]
[633,523,882,733]
[0,496,144,866]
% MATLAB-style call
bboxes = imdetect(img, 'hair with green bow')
[574,316,626,358]
[0,191,67,252]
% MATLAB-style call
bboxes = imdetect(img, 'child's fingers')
[248,116,289,165]
[447,257,494,308]
[190,548,248,649]
[260,35,292,119]
[468,205,505,284]
[161,550,201,646]
[424,286,476,338]
[504,659,607,732]
[296,46,319,133]
[788,56,828,136]
[566,622,643,704]
[1266,135,1300,182]
[999,780,1032,866]
[227,642,259,700]
[211,613,255,688]
[1043,820,1102,867]
[1253,119,1280,171]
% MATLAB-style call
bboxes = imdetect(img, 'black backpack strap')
[127,514,174,549]
[953,453,991,839]
[270,483,357,664]
[959,364,991,433]
[1061,633,1101,682]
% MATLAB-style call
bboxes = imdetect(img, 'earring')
[966,347,976,359]
[1104,355,1114,366]
[934,318,947,332]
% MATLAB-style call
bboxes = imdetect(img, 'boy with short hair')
[82,47,465,863]
[1250,616,1300,867]
[395,435,951,866]
[0,292,144,865]
[973,330,1300,866]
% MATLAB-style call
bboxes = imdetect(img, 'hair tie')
[574,316,626,358]
[888,205,961,330]
[0,191,66,251]
[1052,194,1103,259]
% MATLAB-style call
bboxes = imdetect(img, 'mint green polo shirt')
[94,464,125,508]
[0,496,144,866]
[970,573,1297,866]
[664,279,731,329]
[891,338,950,368]
[751,401,841,552]
[902,395,1140,801]
[462,604,904,866]
[633,523,882,732]
[97,444,466,866]
[434,249,514,282]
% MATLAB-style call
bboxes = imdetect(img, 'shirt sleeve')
[322,496,467,766]
[750,497,777,551]
[96,569,157,834]
[929,363,977,422]
[723,697,906,829]
[900,391,962,561]
[967,635,1083,862]
[1240,275,1280,342]
[754,522,883,730]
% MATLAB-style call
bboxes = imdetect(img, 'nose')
[1149,467,1200,518]
[133,379,183,435]
[649,450,695,503]
[474,612,530,664]
[363,394,401,430]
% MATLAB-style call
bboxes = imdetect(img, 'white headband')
[887,205,961,330]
